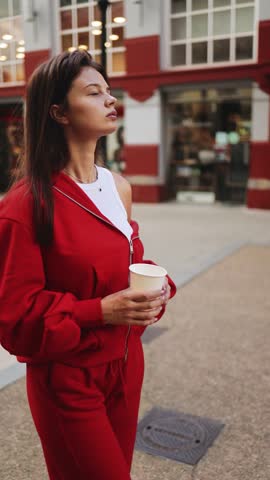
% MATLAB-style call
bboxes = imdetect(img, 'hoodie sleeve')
[0,219,103,358]
[143,260,176,299]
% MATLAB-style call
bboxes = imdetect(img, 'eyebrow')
[84,82,110,91]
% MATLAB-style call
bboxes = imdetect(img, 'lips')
[106,110,117,118]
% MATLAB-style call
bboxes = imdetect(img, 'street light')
[98,0,110,72]
[97,0,110,165]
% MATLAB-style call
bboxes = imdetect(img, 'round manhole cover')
[142,415,207,452]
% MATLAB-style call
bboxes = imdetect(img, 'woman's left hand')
[162,277,171,305]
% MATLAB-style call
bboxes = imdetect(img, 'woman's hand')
[162,277,171,305]
[101,288,165,326]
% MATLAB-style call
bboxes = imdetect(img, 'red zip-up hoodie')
[0,173,176,367]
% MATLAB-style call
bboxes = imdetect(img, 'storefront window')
[0,2,24,86]
[167,86,251,202]
[169,0,256,67]
[59,0,126,75]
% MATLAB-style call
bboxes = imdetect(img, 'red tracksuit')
[0,173,176,480]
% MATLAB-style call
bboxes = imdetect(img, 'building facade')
[0,0,270,208]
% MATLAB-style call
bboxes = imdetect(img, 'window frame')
[165,0,258,70]
[0,0,24,87]
[58,0,126,76]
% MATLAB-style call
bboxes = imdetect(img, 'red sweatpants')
[26,336,144,480]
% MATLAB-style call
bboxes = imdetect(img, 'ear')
[49,104,69,125]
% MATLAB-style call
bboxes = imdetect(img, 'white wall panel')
[22,0,51,51]
[259,0,270,21]
[125,91,161,144]
[251,83,269,141]
[125,0,161,38]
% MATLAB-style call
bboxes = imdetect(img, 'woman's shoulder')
[97,166,131,196]
[111,171,131,193]
[0,179,33,225]
[102,168,132,222]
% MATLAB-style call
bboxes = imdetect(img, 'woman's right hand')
[101,288,165,326]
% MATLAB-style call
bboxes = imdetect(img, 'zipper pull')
[130,239,134,254]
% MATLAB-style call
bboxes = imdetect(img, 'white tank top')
[77,166,133,241]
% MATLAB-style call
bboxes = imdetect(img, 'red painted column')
[123,144,166,202]
[247,142,270,209]
[247,20,270,209]
[24,49,51,81]
[123,35,166,202]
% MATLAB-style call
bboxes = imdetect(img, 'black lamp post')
[98,0,110,72]
[97,0,110,165]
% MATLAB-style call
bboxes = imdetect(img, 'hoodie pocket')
[47,362,100,412]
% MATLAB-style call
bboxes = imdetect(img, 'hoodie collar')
[52,171,139,236]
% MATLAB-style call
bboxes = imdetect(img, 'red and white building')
[1,0,270,207]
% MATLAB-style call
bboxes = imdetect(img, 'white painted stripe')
[251,85,269,142]
[248,178,270,190]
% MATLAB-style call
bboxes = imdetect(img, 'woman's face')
[64,66,118,140]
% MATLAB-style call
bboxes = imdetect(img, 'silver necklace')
[63,165,102,192]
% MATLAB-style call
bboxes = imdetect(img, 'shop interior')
[0,102,23,192]
[166,86,251,203]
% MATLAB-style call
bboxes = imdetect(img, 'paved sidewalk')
[0,203,270,479]
[132,245,270,480]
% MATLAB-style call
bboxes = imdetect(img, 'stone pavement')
[132,244,270,480]
[0,203,270,479]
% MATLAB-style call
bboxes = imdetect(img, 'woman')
[0,50,176,480]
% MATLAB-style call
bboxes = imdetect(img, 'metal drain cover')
[142,327,168,344]
[136,407,224,465]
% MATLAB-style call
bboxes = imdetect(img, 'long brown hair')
[18,50,108,246]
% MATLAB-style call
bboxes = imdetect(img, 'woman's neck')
[65,140,97,183]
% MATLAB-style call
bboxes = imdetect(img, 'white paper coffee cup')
[129,263,167,291]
